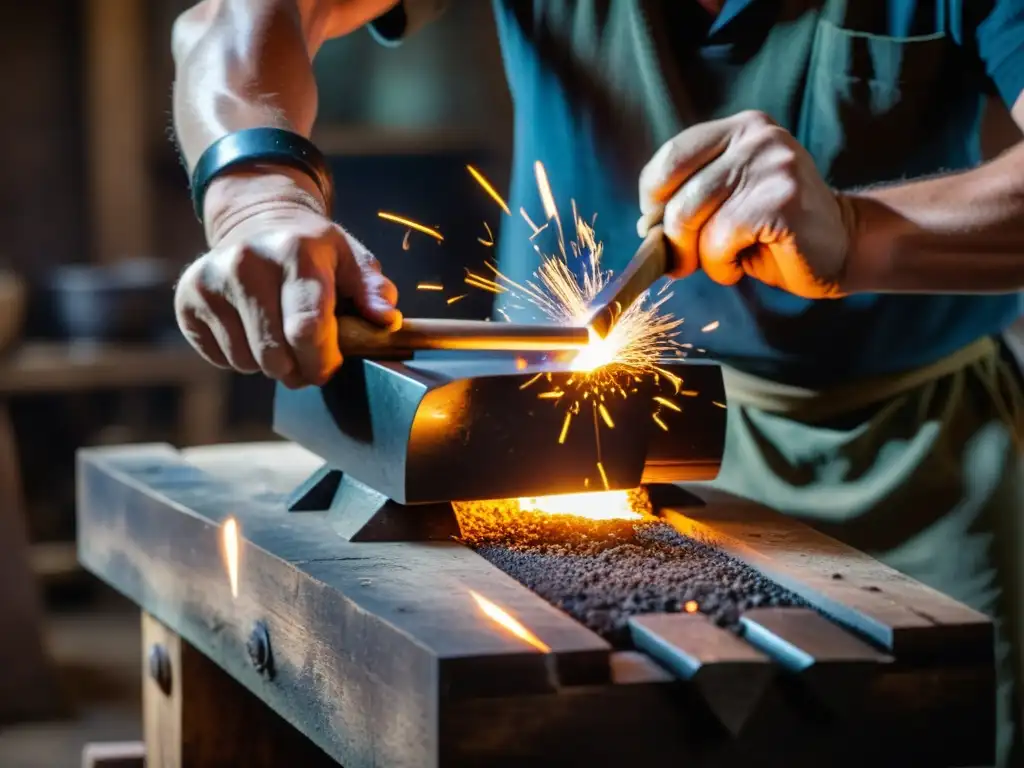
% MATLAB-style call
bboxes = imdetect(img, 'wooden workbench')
[76,440,995,767]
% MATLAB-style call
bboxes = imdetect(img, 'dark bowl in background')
[35,258,179,344]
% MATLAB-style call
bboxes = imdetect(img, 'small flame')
[518,491,643,521]
[469,591,551,653]
[221,517,239,599]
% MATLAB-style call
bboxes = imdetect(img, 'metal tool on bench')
[274,346,727,541]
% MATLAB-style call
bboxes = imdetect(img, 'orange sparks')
[469,591,550,653]
[596,461,610,490]
[515,356,528,370]
[678,390,699,397]
[652,412,669,431]
[598,403,614,428]
[467,165,511,215]
[402,230,412,251]
[713,401,726,409]
[558,411,573,444]
[478,221,495,246]
[417,282,444,291]
[653,396,681,412]
[538,391,563,399]
[378,212,444,241]
[446,293,467,305]
[701,321,720,333]
[520,372,543,390]
[465,271,508,294]
[221,517,240,599]
[684,600,699,614]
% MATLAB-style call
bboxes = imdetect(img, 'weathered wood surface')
[661,496,993,663]
[741,607,892,715]
[78,444,611,767]
[629,613,775,736]
[78,442,995,767]
[142,612,336,768]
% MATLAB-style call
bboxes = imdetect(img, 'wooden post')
[141,613,338,767]
[84,0,151,263]
[0,401,63,723]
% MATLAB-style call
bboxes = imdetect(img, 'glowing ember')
[467,165,511,215]
[221,517,239,599]
[377,212,443,241]
[446,293,467,305]
[518,490,643,520]
[469,590,551,653]
[684,600,699,614]
[416,281,444,291]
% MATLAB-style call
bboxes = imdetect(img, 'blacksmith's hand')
[638,110,856,299]
[174,168,400,388]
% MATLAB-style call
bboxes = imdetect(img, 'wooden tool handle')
[337,316,590,358]
[586,224,670,338]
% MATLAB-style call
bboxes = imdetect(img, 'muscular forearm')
[171,0,396,239]
[844,139,1024,293]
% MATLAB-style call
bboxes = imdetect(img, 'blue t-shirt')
[380,0,1024,386]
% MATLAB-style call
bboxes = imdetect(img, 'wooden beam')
[740,607,892,715]
[78,444,612,766]
[84,0,151,262]
[660,499,992,663]
[629,613,775,736]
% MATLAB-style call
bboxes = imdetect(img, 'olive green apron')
[703,336,1024,766]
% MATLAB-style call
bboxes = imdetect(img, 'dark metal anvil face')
[273,354,726,504]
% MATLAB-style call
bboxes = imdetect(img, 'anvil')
[273,354,727,541]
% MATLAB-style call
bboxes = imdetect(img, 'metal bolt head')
[148,643,172,695]
[246,620,273,678]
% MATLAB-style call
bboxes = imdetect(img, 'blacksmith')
[169,2,1024,762]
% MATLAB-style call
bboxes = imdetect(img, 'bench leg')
[141,613,337,767]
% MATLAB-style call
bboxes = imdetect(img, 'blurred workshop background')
[0,2,510,765]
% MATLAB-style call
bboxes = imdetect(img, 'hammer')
[585,208,669,339]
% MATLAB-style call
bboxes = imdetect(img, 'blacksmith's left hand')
[639,110,856,299]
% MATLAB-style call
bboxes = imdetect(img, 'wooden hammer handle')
[337,316,589,358]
